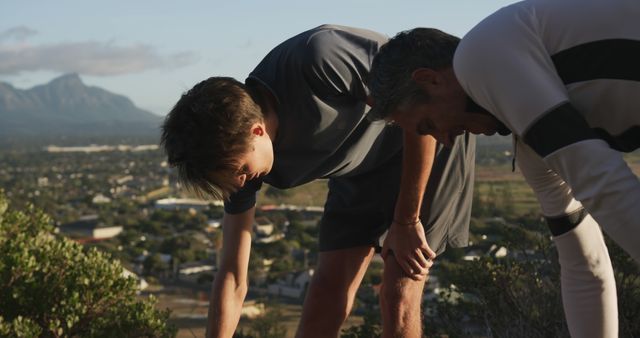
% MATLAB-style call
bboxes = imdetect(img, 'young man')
[368,1,640,337]
[161,25,475,338]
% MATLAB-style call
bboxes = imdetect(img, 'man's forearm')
[207,210,254,338]
[207,271,248,338]
[394,131,437,222]
[383,130,438,275]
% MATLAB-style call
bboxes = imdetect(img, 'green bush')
[428,222,640,338]
[0,193,177,337]
[341,216,640,337]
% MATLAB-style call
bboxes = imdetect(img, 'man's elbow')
[213,271,249,300]
[235,280,249,300]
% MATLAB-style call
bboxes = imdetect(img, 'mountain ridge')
[0,74,162,138]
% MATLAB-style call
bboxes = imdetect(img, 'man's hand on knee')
[382,219,435,280]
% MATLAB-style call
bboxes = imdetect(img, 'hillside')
[0,74,162,139]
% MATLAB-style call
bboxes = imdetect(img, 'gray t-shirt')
[225,25,402,213]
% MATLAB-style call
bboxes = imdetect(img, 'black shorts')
[318,133,475,254]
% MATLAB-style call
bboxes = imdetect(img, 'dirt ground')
[148,285,363,338]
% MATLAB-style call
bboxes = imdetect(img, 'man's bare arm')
[207,207,255,338]
[382,130,437,278]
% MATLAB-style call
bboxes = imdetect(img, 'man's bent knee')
[380,254,427,337]
[381,254,428,301]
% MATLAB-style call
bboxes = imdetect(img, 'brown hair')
[161,77,263,200]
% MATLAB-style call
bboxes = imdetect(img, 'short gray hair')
[368,28,460,120]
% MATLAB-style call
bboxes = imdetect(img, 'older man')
[368,0,640,336]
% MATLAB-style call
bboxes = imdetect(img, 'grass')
[260,151,640,218]
[256,162,542,218]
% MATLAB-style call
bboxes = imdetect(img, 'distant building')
[254,233,284,244]
[179,262,215,275]
[259,204,324,227]
[37,177,49,187]
[122,268,149,292]
[135,252,172,265]
[177,261,216,283]
[154,198,211,211]
[462,249,483,261]
[111,175,133,185]
[45,144,159,153]
[259,204,324,214]
[254,216,274,236]
[46,145,114,153]
[58,215,123,242]
[267,269,314,300]
[252,216,284,243]
[488,244,508,258]
[128,144,159,152]
[144,186,171,201]
[207,219,222,230]
[92,193,111,204]
[241,300,265,319]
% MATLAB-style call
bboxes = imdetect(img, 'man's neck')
[465,96,488,114]
[253,82,279,140]
[465,96,511,136]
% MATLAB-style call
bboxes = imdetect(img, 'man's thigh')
[311,246,376,289]
[297,246,376,337]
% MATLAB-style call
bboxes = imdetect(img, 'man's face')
[391,101,465,147]
[233,128,274,188]
[389,68,503,145]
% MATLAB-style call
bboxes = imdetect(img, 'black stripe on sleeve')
[594,126,640,153]
[545,207,587,237]
[524,103,599,157]
[552,39,640,85]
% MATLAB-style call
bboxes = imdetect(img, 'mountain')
[0,74,162,139]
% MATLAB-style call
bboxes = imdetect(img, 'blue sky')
[1,0,515,116]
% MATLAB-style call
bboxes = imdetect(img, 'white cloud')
[0,27,198,76]
[0,26,38,42]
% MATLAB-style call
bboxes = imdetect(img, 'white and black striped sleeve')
[454,2,640,250]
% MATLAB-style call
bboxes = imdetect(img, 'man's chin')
[259,168,273,178]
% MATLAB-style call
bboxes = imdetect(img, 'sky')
[1,0,516,116]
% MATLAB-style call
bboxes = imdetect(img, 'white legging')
[517,140,618,337]
[554,215,618,338]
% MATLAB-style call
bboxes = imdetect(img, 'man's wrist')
[392,218,421,226]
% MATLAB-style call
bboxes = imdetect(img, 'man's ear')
[411,68,439,86]
[251,123,265,136]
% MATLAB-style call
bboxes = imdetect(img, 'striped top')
[454,0,640,240]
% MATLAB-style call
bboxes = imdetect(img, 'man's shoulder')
[301,24,387,62]
[305,24,387,44]
[454,2,538,83]
[253,24,386,73]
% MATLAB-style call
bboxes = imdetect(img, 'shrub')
[0,193,177,337]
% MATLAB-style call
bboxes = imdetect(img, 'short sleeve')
[453,4,568,137]
[302,26,387,101]
[224,179,263,214]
